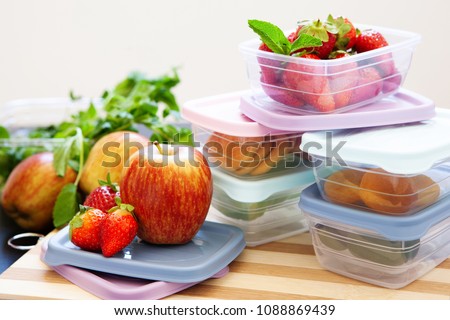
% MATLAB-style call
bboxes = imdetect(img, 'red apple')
[79,131,149,195]
[120,142,213,244]
[1,152,77,232]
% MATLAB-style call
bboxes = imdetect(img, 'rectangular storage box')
[207,166,315,246]
[300,109,450,216]
[0,98,96,188]
[239,24,421,114]
[182,91,305,179]
[300,184,450,289]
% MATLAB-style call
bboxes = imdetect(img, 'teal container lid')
[212,166,315,203]
[299,184,450,240]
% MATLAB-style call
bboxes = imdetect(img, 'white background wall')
[0,0,449,109]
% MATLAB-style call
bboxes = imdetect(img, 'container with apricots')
[300,109,450,215]
[182,91,305,179]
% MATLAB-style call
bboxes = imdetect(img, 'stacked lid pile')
[236,22,449,288]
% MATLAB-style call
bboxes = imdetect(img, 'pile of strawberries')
[254,15,401,112]
[68,174,138,257]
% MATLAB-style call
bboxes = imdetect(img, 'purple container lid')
[239,88,435,131]
[40,239,229,300]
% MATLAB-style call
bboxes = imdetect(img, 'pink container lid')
[182,91,298,136]
[40,239,229,300]
[239,88,435,131]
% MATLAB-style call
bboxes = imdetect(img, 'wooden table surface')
[0,228,449,300]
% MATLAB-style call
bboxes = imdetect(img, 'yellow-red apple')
[120,142,213,244]
[1,152,77,232]
[79,131,149,195]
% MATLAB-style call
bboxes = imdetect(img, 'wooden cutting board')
[0,230,449,300]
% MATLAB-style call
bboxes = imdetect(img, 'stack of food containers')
[235,21,449,287]
[181,92,316,246]
[299,113,450,288]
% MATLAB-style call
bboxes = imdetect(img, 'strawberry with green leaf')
[331,15,357,51]
[100,199,138,257]
[69,205,107,252]
[83,172,120,213]
[295,18,338,58]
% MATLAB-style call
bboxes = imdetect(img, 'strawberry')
[332,16,357,51]
[295,19,337,59]
[328,51,359,108]
[282,53,335,112]
[69,206,107,252]
[349,66,383,105]
[100,201,138,257]
[83,173,120,213]
[261,79,305,107]
[354,29,389,53]
[258,42,281,86]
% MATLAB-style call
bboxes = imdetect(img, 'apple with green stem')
[120,141,213,244]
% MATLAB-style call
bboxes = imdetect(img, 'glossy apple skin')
[1,152,77,232]
[120,144,213,244]
[79,131,149,195]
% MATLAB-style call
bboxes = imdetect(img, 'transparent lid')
[301,108,450,174]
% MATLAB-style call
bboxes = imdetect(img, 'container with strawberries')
[239,15,421,114]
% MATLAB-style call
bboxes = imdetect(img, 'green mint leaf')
[248,19,291,55]
[290,33,323,53]
[0,126,10,139]
[53,183,82,228]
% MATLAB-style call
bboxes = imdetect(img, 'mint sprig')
[248,19,322,55]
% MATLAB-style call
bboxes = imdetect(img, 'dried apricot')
[323,169,365,205]
[359,169,439,215]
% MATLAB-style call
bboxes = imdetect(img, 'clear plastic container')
[207,166,315,246]
[300,184,450,289]
[239,24,421,114]
[300,109,450,216]
[0,98,96,188]
[182,91,305,179]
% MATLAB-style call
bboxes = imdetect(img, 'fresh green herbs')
[248,19,322,56]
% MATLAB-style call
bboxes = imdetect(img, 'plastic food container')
[182,91,304,179]
[300,184,450,289]
[0,98,96,188]
[239,24,421,114]
[207,166,315,246]
[300,108,450,216]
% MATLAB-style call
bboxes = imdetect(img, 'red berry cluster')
[254,15,401,112]
[69,175,138,257]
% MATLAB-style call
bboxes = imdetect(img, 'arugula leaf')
[53,183,82,228]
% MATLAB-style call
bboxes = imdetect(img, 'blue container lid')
[299,184,450,240]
